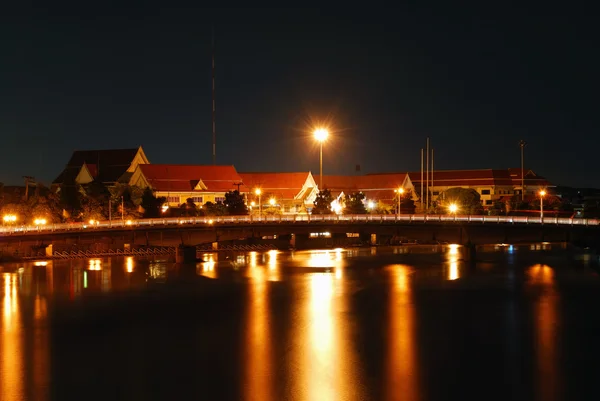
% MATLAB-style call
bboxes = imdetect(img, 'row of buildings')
[51,146,551,213]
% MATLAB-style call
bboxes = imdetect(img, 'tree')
[80,196,106,222]
[0,202,31,225]
[225,190,248,215]
[344,192,368,214]
[29,193,62,223]
[177,198,198,216]
[59,184,83,219]
[372,201,393,214]
[438,187,484,215]
[111,184,143,220]
[140,188,166,218]
[312,189,333,215]
[204,201,227,216]
[392,189,416,214]
[489,201,506,216]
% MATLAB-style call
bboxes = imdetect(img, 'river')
[1,244,600,400]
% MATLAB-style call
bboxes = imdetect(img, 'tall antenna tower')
[212,26,216,165]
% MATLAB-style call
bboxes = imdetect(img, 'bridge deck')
[1,214,597,238]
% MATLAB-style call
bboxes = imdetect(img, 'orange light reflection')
[2,273,24,400]
[385,265,419,400]
[243,255,273,401]
[527,264,560,401]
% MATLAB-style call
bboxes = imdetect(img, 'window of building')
[167,196,179,203]
[481,189,491,195]
[486,200,493,205]
[215,196,225,203]
[191,196,203,203]
[432,191,439,196]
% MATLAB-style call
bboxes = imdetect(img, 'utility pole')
[212,25,216,165]
[420,149,424,212]
[425,138,430,212]
[23,176,35,201]
[519,140,527,201]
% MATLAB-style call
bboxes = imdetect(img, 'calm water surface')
[2,245,600,400]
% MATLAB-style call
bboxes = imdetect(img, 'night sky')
[1,4,597,187]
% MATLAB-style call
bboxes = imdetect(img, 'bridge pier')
[175,245,196,264]
[462,242,477,263]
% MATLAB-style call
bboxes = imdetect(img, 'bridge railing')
[0,214,598,236]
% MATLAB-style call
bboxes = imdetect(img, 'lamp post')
[395,188,405,217]
[539,190,546,220]
[314,128,329,189]
[519,140,527,201]
[255,189,262,218]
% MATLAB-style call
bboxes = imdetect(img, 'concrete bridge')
[1,214,599,258]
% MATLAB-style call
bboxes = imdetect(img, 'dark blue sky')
[1,4,597,187]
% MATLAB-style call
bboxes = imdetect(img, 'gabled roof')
[66,148,140,168]
[239,172,315,200]
[138,164,243,193]
[389,168,550,188]
[53,146,148,185]
[322,173,411,201]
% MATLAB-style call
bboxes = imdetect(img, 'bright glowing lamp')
[313,128,329,142]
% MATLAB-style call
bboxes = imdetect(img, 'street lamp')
[34,218,47,226]
[395,187,405,217]
[314,128,329,189]
[255,189,262,218]
[448,203,458,214]
[269,197,276,206]
[539,190,546,220]
[3,214,17,224]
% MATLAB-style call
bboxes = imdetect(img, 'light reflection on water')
[0,243,593,400]
[527,264,561,401]
[386,265,418,401]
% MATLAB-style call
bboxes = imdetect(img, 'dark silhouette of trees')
[438,187,484,215]
[204,201,227,216]
[344,192,368,214]
[225,190,248,215]
[140,188,166,218]
[312,189,333,214]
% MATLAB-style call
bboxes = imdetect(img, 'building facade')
[239,172,318,214]
[129,164,244,207]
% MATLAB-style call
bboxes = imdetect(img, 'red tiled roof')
[139,164,243,192]
[401,169,548,187]
[85,163,98,178]
[239,172,313,200]
[322,174,407,193]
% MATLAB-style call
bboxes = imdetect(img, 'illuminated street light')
[3,214,17,224]
[539,190,546,220]
[269,197,276,206]
[313,128,329,189]
[368,200,375,210]
[34,218,47,226]
[448,203,458,214]
[255,188,262,218]
[395,187,405,217]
